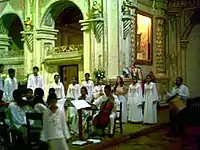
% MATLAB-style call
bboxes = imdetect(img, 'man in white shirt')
[4,68,18,102]
[82,73,94,99]
[168,77,189,136]
[27,66,44,92]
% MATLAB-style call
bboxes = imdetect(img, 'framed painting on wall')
[135,11,153,65]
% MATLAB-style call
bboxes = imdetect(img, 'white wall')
[186,25,200,98]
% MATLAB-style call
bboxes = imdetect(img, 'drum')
[167,94,186,113]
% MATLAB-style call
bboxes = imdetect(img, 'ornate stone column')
[0,34,10,58]
[79,20,92,74]
[180,40,188,84]
[154,1,169,106]
[121,0,137,70]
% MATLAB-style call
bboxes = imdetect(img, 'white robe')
[82,80,94,99]
[127,83,143,122]
[116,86,128,123]
[0,74,4,91]
[4,77,18,102]
[93,85,105,99]
[66,84,80,117]
[143,82,159,124]
[43,108,71,150]
[50,82,66,110]
[27,74,44,92]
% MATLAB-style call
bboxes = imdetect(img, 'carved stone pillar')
[180,40,188,84]
[79,20,92,74]
[0,34,10,58]
[121,0,137,70]
[155,16,165,75]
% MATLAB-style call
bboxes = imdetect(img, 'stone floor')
[69,107,169,150]
[104,128,182,150]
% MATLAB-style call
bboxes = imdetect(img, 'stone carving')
[0,20,7,34]
[155,18,165,74]
[131,16,136,64]
[122,0,135,40]
[47,44,83,55]
[24,17,33,31]
[90,1,102,18]
[44,13,54,27]
[23,33,33,52]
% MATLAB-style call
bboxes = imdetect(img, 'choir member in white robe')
[43,94,71,150]
[0,64,4,91]
[115,76,127,123]
[50,74,65,110]
[4,68,18,102]
[143,75,159,124]
[127,76,143,123]
[66,76,80,134]
[82,73,94,100]
[27,66,44,92]
[93,78,105,100]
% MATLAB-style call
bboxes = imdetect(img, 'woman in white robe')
[143,75,159,124]
[115,76,127,123]
[127,76,143,123]
[93,78,105,100]
[50,74,65,110]
[66,76,80,134]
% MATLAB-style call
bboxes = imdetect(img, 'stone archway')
[38,0,85,92]
[0,13,24,58]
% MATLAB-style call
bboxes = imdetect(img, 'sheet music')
[87,139,101,143]
[71,100,91,110]
[72,140,87,145]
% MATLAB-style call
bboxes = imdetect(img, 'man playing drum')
[167,77,189,136]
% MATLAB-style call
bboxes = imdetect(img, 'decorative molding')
[0,57,24,65]
[35,28,58,40]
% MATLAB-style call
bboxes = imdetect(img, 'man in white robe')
[92,85,120,137]
[82,73,94,100]
[4,68,18,102]
[27,66,44,92]
[50,74,65,110]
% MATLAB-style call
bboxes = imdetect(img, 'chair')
[26,113,43,149]
[113,102,123,134]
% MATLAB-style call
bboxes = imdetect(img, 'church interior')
[0,0,200,149]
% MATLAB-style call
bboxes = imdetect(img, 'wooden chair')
[26,113,43,149]
[113,102,123,134]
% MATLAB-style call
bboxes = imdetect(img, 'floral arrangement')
[93,68,105,79]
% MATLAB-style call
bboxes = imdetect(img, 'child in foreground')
[43,93,71,150]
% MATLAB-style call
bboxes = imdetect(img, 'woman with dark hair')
[115,76,127,123]
[143,75,159,124]
[127,76,143,123]
[33,88,46,113]
[93,78,105,99]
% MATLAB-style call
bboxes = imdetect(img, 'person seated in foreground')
[32,88,46,113]
[92,85,120,137]
[0,90,8,111]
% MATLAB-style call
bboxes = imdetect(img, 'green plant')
[93,68,105,79]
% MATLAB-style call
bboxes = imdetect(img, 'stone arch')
[0,13,24,55]
[40,0,85,28]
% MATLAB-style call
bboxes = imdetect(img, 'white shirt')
[67,83,80,100]
[34,103,47,113]
[0,74,4,91]
[93,85,105,99]
[27,74,44,91]
[43,108,71,141]
[171,84,189,100]
[82,80,94,98]
[50,82,65,99]
[4,77,18,102]
[93,94,120,112]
